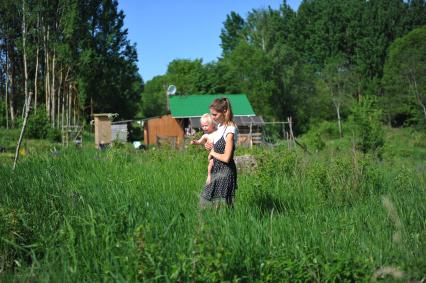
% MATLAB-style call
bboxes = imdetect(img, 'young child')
[191,113,217,184]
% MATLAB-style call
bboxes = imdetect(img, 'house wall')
[144,115,184,147]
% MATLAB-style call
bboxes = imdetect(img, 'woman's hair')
[200,113,214,125]
[210,97,234,125]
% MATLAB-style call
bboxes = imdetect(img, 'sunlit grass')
[0,127,425,281]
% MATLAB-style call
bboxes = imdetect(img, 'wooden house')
[143,94,264,148]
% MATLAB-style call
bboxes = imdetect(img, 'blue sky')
[117,1,302,82]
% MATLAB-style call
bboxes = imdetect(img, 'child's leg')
[206,159,214,184]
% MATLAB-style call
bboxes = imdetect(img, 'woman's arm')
[209,133,234,163]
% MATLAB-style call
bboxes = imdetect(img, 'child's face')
[201,121,215,133]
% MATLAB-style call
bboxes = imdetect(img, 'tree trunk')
[334,101,343,138]
[51,52,56,127]
[68,84,72,126]
[22,0,29,110]
[9,61,15,127]
[62,68,70,129]
[44,27,50,117]
[5,43,9,129]
[13,92,32,170]
[91,97,93,117]
[57,67,63,128]
[410,72,426,121]
[34,46,39,113]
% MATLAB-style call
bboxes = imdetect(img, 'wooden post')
[288,117,295,149]
[249,122,253,148]
[286,131,290,149]
[13,92,32,170]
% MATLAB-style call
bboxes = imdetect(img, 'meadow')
[0,127,425,282]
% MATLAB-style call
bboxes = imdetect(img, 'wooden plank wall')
[94,116,111,146]
[111,124,128,142]
[144,115,184,147]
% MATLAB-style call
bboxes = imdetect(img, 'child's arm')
[191,134,208,145]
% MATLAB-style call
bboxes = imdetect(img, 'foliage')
[321,55,357,137]
[0,100,6,127]
[26,110,50,139]
[47,127,62,143]
[136,0,426,133]
[139,75,168,118]
[382,25,426,125]
[0,0,143,130]
[128,122,143,142]
[220,11,247,55]
[350,97,385,156]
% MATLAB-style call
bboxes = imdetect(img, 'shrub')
[0,100,6,127]
[27,110,50,139]
[302,126,326,151]
[47,127,62,143]
[350,97,384,156]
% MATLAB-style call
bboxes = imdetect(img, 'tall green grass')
[0,132,425,281]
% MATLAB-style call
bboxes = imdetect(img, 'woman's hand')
[208,134,234,164]
[204,142,213,151]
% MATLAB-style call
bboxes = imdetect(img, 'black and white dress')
[201,124,238,205]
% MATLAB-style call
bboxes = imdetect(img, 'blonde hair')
[200,113,214,125]
[210,97,234,125]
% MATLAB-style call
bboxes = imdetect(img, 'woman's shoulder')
[224,123,238,137]
[226,122,237,131]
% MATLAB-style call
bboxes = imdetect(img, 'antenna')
[167,85,177,96]
[165,85,176,114]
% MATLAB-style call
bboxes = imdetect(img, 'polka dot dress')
[201,132,237,205]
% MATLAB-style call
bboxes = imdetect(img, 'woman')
[200,97,238,208]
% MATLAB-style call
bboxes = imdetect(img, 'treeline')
[141,0,426,133]
[0,0,143,130]
[1,0,425,135]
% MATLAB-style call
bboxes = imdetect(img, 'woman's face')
[210,108,224,124]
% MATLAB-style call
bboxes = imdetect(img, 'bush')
[302,124,327,151]
[0,100,6,127]
[47,127,62,143]
[350,97,384,156]
[27,110,50,139]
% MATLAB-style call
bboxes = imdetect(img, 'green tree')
[220,11,246,56]
[139,75,167,118]
[383,25,426,123]
[221,41,274,119]
[166,59,206,94]
[322,55,356,137]
[268,43,317,132]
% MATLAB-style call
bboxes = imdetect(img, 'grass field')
[0,127,425,282]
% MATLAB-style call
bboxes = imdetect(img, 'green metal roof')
[169,94,256,118]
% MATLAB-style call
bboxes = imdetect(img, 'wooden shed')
[143,115,185,148]
[93,113,112,147]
